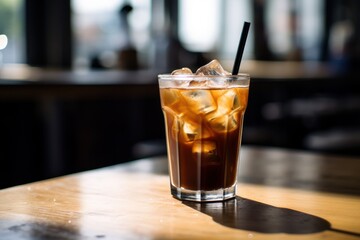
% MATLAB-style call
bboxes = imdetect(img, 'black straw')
[232,21,251,75]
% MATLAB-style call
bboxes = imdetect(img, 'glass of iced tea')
[159,60,250,202]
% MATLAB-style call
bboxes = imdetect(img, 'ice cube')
[217,89,240,114]
[182,121,199,142]
[180,120,212,142]
[161,89,190,118]
[192,140,219,162]
[204,88,245,127]
[207,113,239,133]
[180,89,216,115]
[234,87,249,112]
[171,67,193,75]
[188,80,208,88]
[161,89,181,107]
[195,59,230,76]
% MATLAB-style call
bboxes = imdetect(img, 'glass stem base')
[171,184,236,202]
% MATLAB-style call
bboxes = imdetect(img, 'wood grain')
[0,146,359,239]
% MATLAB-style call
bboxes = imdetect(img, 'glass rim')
[158,73,250,80]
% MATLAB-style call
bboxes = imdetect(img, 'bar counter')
[0,146,359,239]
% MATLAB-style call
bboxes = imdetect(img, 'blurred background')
[0,0,359,188]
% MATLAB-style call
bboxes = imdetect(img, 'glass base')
[171,184,236,202]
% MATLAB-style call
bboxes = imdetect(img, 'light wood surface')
[0,146,360,239]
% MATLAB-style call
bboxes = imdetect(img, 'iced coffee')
[159,60,249,202]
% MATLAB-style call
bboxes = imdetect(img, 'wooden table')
[1,146,360,239]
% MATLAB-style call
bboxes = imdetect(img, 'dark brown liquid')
[160,87,248,191]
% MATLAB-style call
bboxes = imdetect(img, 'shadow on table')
[183,196,359,237]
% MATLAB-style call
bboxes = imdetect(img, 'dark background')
[0,0,359,189]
